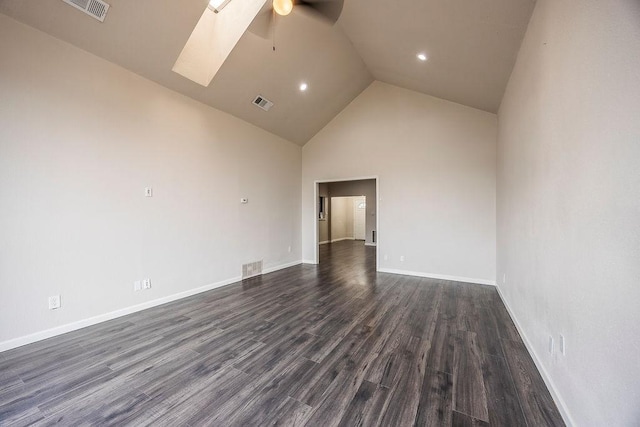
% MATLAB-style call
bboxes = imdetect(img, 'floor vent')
[242,260,263,279]
[62,0,110,22]
[252,95,274,111]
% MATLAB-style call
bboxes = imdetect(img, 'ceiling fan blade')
[248,3,275,39]
[295,0,344,25]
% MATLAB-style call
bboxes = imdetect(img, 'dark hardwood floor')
[0,241,564,426]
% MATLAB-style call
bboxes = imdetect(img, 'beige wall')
[0,16,302,348]
[302,81,497,284]
[497,0,640,425]
[330,197,354,241]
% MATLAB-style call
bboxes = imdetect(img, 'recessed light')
[417,53,428,62]
[299,82,308,91]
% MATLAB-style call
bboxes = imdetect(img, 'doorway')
[314,178,378,266]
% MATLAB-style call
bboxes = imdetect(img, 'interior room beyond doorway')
[317,178,377,261]
[322,196,366,244]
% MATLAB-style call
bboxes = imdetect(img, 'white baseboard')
[319,238,358,244]
[0,260,302,353]
[364,242,377,247]
[377,268,496,286]
[330,237,355,243]
[495,286,574,427]
[302,259,318,265]
[263,260,302,274]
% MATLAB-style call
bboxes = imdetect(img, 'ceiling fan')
[172,0,344,87]
[249,0,344,39]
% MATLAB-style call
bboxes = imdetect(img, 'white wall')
[302,81,497,284]
[497,0,640,425]
[0,15,302,347]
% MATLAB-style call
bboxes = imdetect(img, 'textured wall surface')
[303,81,497,283]
[497,0,640,424]
[0,15,302,345]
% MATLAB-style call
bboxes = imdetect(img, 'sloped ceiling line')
[0,0,534,145]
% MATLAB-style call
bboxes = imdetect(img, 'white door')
[353,196,366,240]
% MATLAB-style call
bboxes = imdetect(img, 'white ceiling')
[0,0,535,145]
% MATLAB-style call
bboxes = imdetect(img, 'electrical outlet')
[145,187,153,197]
[143,278,151,289]
[400,255,405,262]
[134,280,141,291]
[48,295,61,310]
[383,254,388,261]
[503,273,506,284]
[548,336,554,354]
[288,245,291,253]
[559,334,566,355]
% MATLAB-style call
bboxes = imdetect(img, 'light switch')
[145,187,153,197]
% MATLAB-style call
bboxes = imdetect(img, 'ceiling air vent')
[62,0,110,22]
[252,95,274,112]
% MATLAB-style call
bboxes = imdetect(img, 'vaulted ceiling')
[0,0,535,145]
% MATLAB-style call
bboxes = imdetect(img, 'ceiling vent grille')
[252,95,274,112]
[62,0,110,22]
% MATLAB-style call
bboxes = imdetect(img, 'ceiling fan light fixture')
[208,0,232,13]
[299,82,308,91]
[417,53,428,61]
[273,0,293,16]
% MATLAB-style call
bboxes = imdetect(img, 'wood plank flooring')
[0,241,565,426]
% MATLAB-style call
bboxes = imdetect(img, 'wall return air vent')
[252,95,274,112]
[62,0,110,22]
[242,260,263,279]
